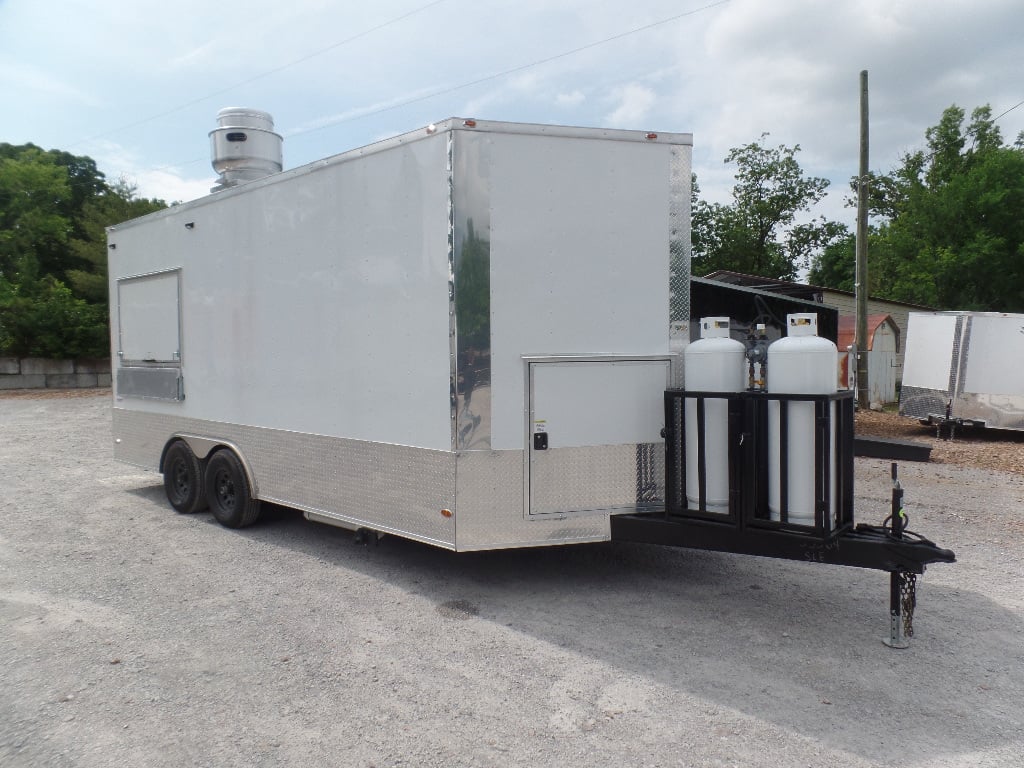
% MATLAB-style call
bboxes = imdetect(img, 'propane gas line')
[744,323,768,391]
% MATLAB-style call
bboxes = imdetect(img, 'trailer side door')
[526,358,668,517]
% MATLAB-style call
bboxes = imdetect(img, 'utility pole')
[855,70,870,409]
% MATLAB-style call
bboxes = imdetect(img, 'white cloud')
[133,169,214,205]
[556,90,585,107]
[86,140,212,204]
[0,60,99,106]
[285,84,449,138]
[3,0,1022,222]
[604,84,656,128]
[165,40,220,72]
[665,0,1024,210]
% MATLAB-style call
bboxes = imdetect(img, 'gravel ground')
[1,392,1022,767]
[855,410,1024,476]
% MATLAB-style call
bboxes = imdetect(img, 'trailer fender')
[161,434,260,498]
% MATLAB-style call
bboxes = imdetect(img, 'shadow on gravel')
[190,501,1022,766]
[126,485,166,502]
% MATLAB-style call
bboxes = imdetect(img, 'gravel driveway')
[2,393,1022,767]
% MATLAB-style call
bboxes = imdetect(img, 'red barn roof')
[837,314,900,352]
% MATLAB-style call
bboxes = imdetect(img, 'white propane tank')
[684,317,746,513]
[768,313,838,525]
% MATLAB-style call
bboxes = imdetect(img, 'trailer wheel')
[163,441,208,514]
[204,449,262,529]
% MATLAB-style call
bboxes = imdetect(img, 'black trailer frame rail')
[612,389,955,575]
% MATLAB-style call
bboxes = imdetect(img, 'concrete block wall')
[0,358,111,390]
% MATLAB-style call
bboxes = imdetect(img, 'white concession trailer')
[107,117,693,550]
[109,114,958,646]
[900,310,1024,432]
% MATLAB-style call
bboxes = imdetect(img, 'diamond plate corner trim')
[112,409,456,548]
[951,314,970,399]
[669,145,692,325]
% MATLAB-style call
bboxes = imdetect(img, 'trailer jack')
[611,390,956,647]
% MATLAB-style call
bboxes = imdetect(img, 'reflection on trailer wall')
[689,278,840,344]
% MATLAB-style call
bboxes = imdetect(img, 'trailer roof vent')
[209,107,283,193]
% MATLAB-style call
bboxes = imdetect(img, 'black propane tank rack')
[612,388,955,645]
[614,387,958,647]
[664,388,856,536]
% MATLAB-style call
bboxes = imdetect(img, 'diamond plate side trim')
[899,385,1024,431]
[453,449,611,551]
[899,385,949,421]
[112,409,456,548]
[113,412,665,551]
[529,443,665,516]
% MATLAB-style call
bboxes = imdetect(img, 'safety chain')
[899,571,917,638]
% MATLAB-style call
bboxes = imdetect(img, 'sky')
[2,0,1022,226]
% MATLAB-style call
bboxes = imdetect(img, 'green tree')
[807,232,856,291]
[816,105,1024,311]
[0,148,72,285]
[0,143,111,284]
[692,135,847,280]
[0,275,108,358]
[67,178,166,303]
[0,144,167,358]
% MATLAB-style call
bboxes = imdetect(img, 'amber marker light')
[441,508,453,518]
[645,132,658,140]
[463,119,477,127]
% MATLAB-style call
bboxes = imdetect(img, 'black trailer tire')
[163,440,208,514]
[204,449,262,529]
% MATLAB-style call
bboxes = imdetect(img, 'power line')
[133,0,730,179]
[68,0,449,149]
[993,99,1024,123]
[287,0,731,140]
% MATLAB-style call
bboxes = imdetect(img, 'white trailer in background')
[900,310,1024,432]
[107,118,693,550]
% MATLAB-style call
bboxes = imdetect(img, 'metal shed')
[838,314,901,406]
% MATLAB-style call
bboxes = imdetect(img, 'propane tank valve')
[745,323,769,391]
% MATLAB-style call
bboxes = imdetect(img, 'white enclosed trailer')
[900,310,1024,432]
[108,118,693,550]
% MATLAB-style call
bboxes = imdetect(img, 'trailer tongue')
[612,389,956,648]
